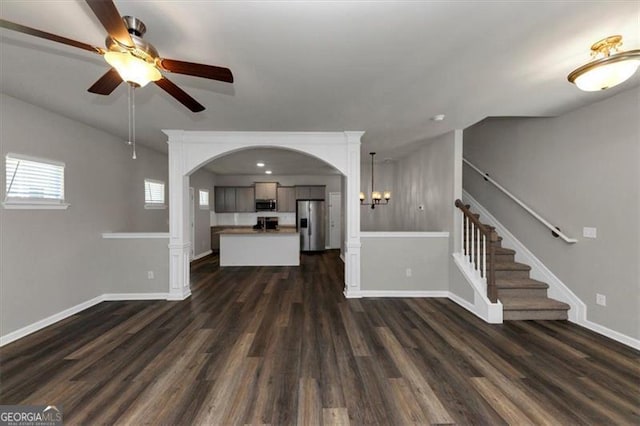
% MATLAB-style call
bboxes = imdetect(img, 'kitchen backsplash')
[212,212,296,226]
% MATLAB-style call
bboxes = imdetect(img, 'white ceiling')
[205,148,339,175]
[1,1,639,172]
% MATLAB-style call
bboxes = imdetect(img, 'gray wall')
[189,168,216,257]
[127,148,170,232]
[101,238,170,294]
[361,131,456,233]
[464,87,640,339]
[360,236,449,291]
[0,94,170,336]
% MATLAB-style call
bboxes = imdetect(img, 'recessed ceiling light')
[431,114,445,121]
[256,162,265,167]
[265,170,272,174]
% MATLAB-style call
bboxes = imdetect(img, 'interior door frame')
[328,191,341,249]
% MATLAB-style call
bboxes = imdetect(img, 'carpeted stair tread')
[496,278,549,289]
[493,262,531,271]
[500,296,570,311]
[494,247,516,255]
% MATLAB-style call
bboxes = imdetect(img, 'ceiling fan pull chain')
[127,83,132,146]
[132,85,137,160]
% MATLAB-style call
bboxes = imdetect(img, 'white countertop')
[218,228,298,235]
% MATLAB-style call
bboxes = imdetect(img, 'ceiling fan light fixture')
[568,35,640,91]
[104,51,161,87]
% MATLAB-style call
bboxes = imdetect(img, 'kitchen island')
[218,228,299,266]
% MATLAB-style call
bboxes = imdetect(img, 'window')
[144,179,166,209]
[199,189,209,209]
[3,153,68,209]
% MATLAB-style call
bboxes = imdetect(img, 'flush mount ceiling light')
[568,35,640,91]
[360,152,390,209]
[265,170,272,175]
[256,162,265,167]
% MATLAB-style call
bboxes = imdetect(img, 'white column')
[343,132,362,298]
[167,133,192,300]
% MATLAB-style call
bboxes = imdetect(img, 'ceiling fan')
[0,0,234,113]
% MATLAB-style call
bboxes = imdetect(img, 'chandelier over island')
[360,152,391,209]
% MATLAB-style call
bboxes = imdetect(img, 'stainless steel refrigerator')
[297,200,325,252]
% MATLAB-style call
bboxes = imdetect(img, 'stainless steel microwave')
[255,199,277,211]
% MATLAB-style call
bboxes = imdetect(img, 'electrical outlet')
[406,268,412,277]
[583,227,597,239]
[596,293,606,306]
[147,270,155,280]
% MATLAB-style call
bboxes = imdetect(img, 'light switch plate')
[583,227,597,239]
[596,293,606,306]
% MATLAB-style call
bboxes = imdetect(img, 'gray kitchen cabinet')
[295,185,325,200]
[214,187,236,212]
[235,187,255,212]
[215,186,255,212]
[214,187,226,212]
[223,187,236,212]
[277,186,296,212]
[255,182,277,200]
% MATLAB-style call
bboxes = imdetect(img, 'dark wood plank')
[0,251,638,424]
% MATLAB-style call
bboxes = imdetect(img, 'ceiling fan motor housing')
[105,16,158,63]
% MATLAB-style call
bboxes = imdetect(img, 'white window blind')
[144,179,165,205]
[5,154,65,202]
[199,189,209,207]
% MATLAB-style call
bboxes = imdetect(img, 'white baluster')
[460,212,464,255]
[477,227,481,274]
[470,222,475,268]
[482,233,487,280]
[466,216,470,260]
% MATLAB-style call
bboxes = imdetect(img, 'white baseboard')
[346,290,450,298]
[0,295,105,347]
[167,288,192,301]
[447,291,476,313]
[1,292,172,347]
[462,190,640,349]
[103,293,170,301]
[579,319,640,350]
[192,250,212,261]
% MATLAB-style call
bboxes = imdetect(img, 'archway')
[163,130,363,300]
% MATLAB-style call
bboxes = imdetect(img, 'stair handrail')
[455,199,499,302]
[463,158,578,244]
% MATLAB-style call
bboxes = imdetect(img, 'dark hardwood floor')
[1,251,638,424]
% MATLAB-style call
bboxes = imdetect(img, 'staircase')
[461,205,570,321]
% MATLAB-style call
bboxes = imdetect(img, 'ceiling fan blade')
[155,77,205,113]
[0,19,101,54]
[88,68,123,95]
[85,0,134,48]
[158,58,234,83]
